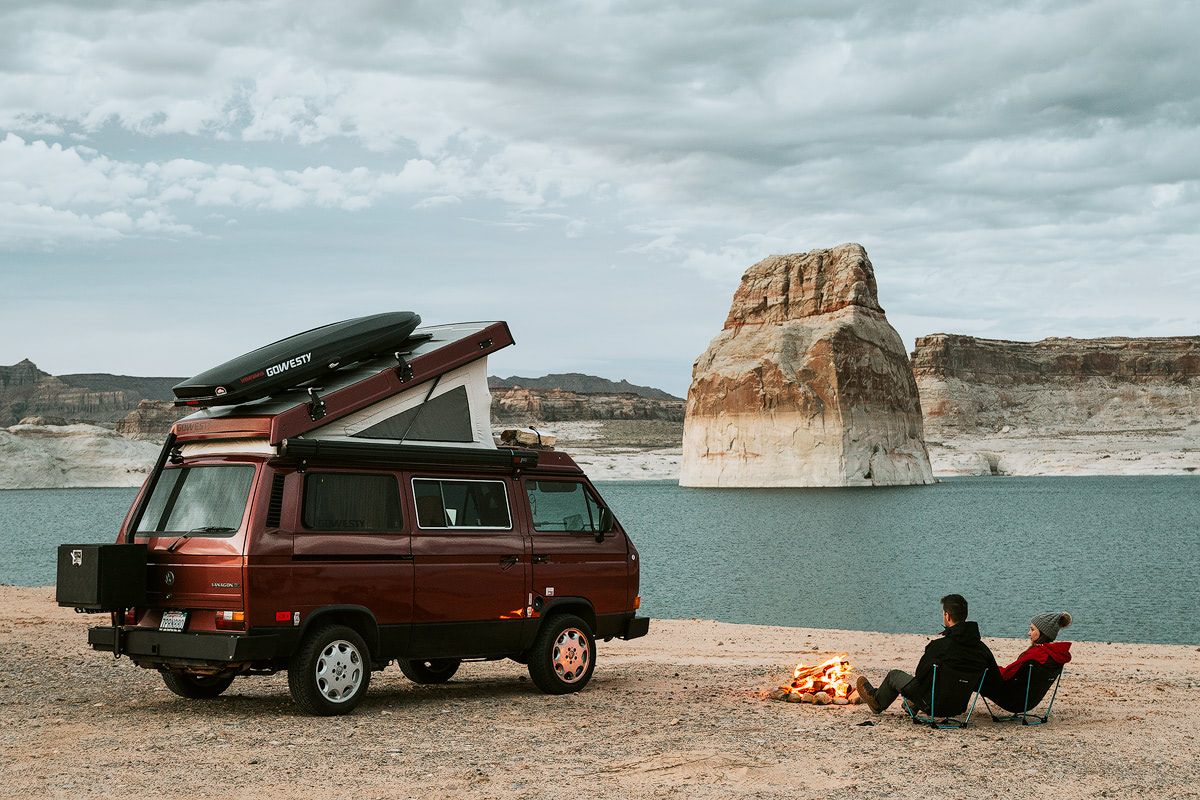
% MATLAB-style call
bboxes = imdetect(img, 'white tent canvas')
[306,359,496,449]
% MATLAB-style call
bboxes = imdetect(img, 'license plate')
[160,610,188,632]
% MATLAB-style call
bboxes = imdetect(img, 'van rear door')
[134,462,257,630]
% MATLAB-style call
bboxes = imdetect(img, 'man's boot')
[856,676,882,714]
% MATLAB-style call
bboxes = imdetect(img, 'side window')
[526,481,603,532]
[302,473,403,531]
[412,478,511,530]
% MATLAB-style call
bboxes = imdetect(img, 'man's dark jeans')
[873,669,927,713]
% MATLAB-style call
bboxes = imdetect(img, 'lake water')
[2,477,1196,646]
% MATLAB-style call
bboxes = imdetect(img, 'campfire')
[770,653,862,705]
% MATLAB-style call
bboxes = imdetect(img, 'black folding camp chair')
[982,661,1064,726]
[901,664,988,729]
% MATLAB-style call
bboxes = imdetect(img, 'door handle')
[500,555,519,567]
[532,555,550,564]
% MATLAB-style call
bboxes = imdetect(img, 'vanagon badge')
[71,549,82,567]
[164,571,175,586]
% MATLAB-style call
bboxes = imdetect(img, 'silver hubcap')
[316,639,362,703]
[551,628,590,684]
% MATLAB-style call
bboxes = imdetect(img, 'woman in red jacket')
[987,611,1073,712]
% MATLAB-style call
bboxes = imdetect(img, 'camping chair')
[901,665,988,729]
[982,661,1064,726]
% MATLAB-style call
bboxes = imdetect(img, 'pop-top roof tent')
[168,314,516,457]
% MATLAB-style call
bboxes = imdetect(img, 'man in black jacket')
[856,594,998,714]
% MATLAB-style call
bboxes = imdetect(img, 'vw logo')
[164,571,175,586]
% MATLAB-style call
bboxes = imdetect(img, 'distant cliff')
[489,373,680,401]
[491,387,683,425]
[911,334,1200,475]
[0,359,183,428]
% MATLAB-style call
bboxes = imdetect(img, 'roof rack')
[277,438,539,471]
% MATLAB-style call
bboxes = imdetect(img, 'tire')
[288,625,372,716]
[397,658,461,684]
[161,670,235,699]
[527,614,596,694]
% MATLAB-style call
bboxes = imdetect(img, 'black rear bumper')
[89,626,280,667]
[620,616,649,640]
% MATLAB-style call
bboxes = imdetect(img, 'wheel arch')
[297,606,380,655]
[538,597,596,634]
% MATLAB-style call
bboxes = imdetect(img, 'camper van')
[57,314,648,716]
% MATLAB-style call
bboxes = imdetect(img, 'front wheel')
[397,658,461,684]
[161,670,235,699]
[288,625,371,716]
[527,614,596,694]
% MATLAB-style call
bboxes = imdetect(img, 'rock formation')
[489,373,680,401]
[491,387,684,425]
[114,400,195,441]
[681,244,933,487]
[912,334,1200,476]
[0,359,182,428]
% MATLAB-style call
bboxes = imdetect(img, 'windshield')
[135,465,256,536]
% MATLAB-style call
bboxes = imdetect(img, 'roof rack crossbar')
[277,438,538,471]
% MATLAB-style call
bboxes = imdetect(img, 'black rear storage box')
[56,544,147,611]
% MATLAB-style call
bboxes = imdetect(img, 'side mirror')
[595,508,615,542]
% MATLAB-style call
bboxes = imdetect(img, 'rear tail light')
[215,611,245,631]
[634,596,641,610]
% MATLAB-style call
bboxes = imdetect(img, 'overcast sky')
[2,0,1197,397]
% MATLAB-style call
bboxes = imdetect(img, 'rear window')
[412,478,511,529]
[135,465,255,536]
[303,472,403,531]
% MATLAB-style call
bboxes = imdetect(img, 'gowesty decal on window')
[266,352,313,378]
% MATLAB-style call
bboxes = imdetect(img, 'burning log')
[773,653,863,705]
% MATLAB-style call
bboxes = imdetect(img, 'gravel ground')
[2,586,1197,799]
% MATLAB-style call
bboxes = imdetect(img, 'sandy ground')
[2,586,1197,799]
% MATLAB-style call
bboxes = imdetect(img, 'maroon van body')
[75,319,648,715]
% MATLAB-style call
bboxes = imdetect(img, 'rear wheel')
[161,671,235,699]
[397,658,461,684]
[288,625,371,716]
[527,614,595,694]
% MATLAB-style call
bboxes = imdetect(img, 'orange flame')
[785,653,855,699]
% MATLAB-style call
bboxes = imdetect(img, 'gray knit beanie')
[1031,612,1073,642]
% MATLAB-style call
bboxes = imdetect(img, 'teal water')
[600,477,1199,647]
[2,478,1196,645]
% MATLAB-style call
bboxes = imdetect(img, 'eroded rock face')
[490,388,684,425]
[114,399,194,441]
[681,244,933,487]
[911,334,1200,476]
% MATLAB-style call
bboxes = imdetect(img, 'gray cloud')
[1,0,1198,394]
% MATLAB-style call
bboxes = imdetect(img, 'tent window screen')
[303,473,403,531]
[412,478,511,530]
[526,480,602,532]
[354,385,473,442]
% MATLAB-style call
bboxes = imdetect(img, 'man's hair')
[941,594,968,625]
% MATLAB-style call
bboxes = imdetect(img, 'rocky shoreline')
[2,416,1198,488]
[2,585,1196,799]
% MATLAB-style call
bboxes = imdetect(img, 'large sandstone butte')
[681,244,934,487]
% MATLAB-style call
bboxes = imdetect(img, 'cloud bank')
[1,0,1198,391]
